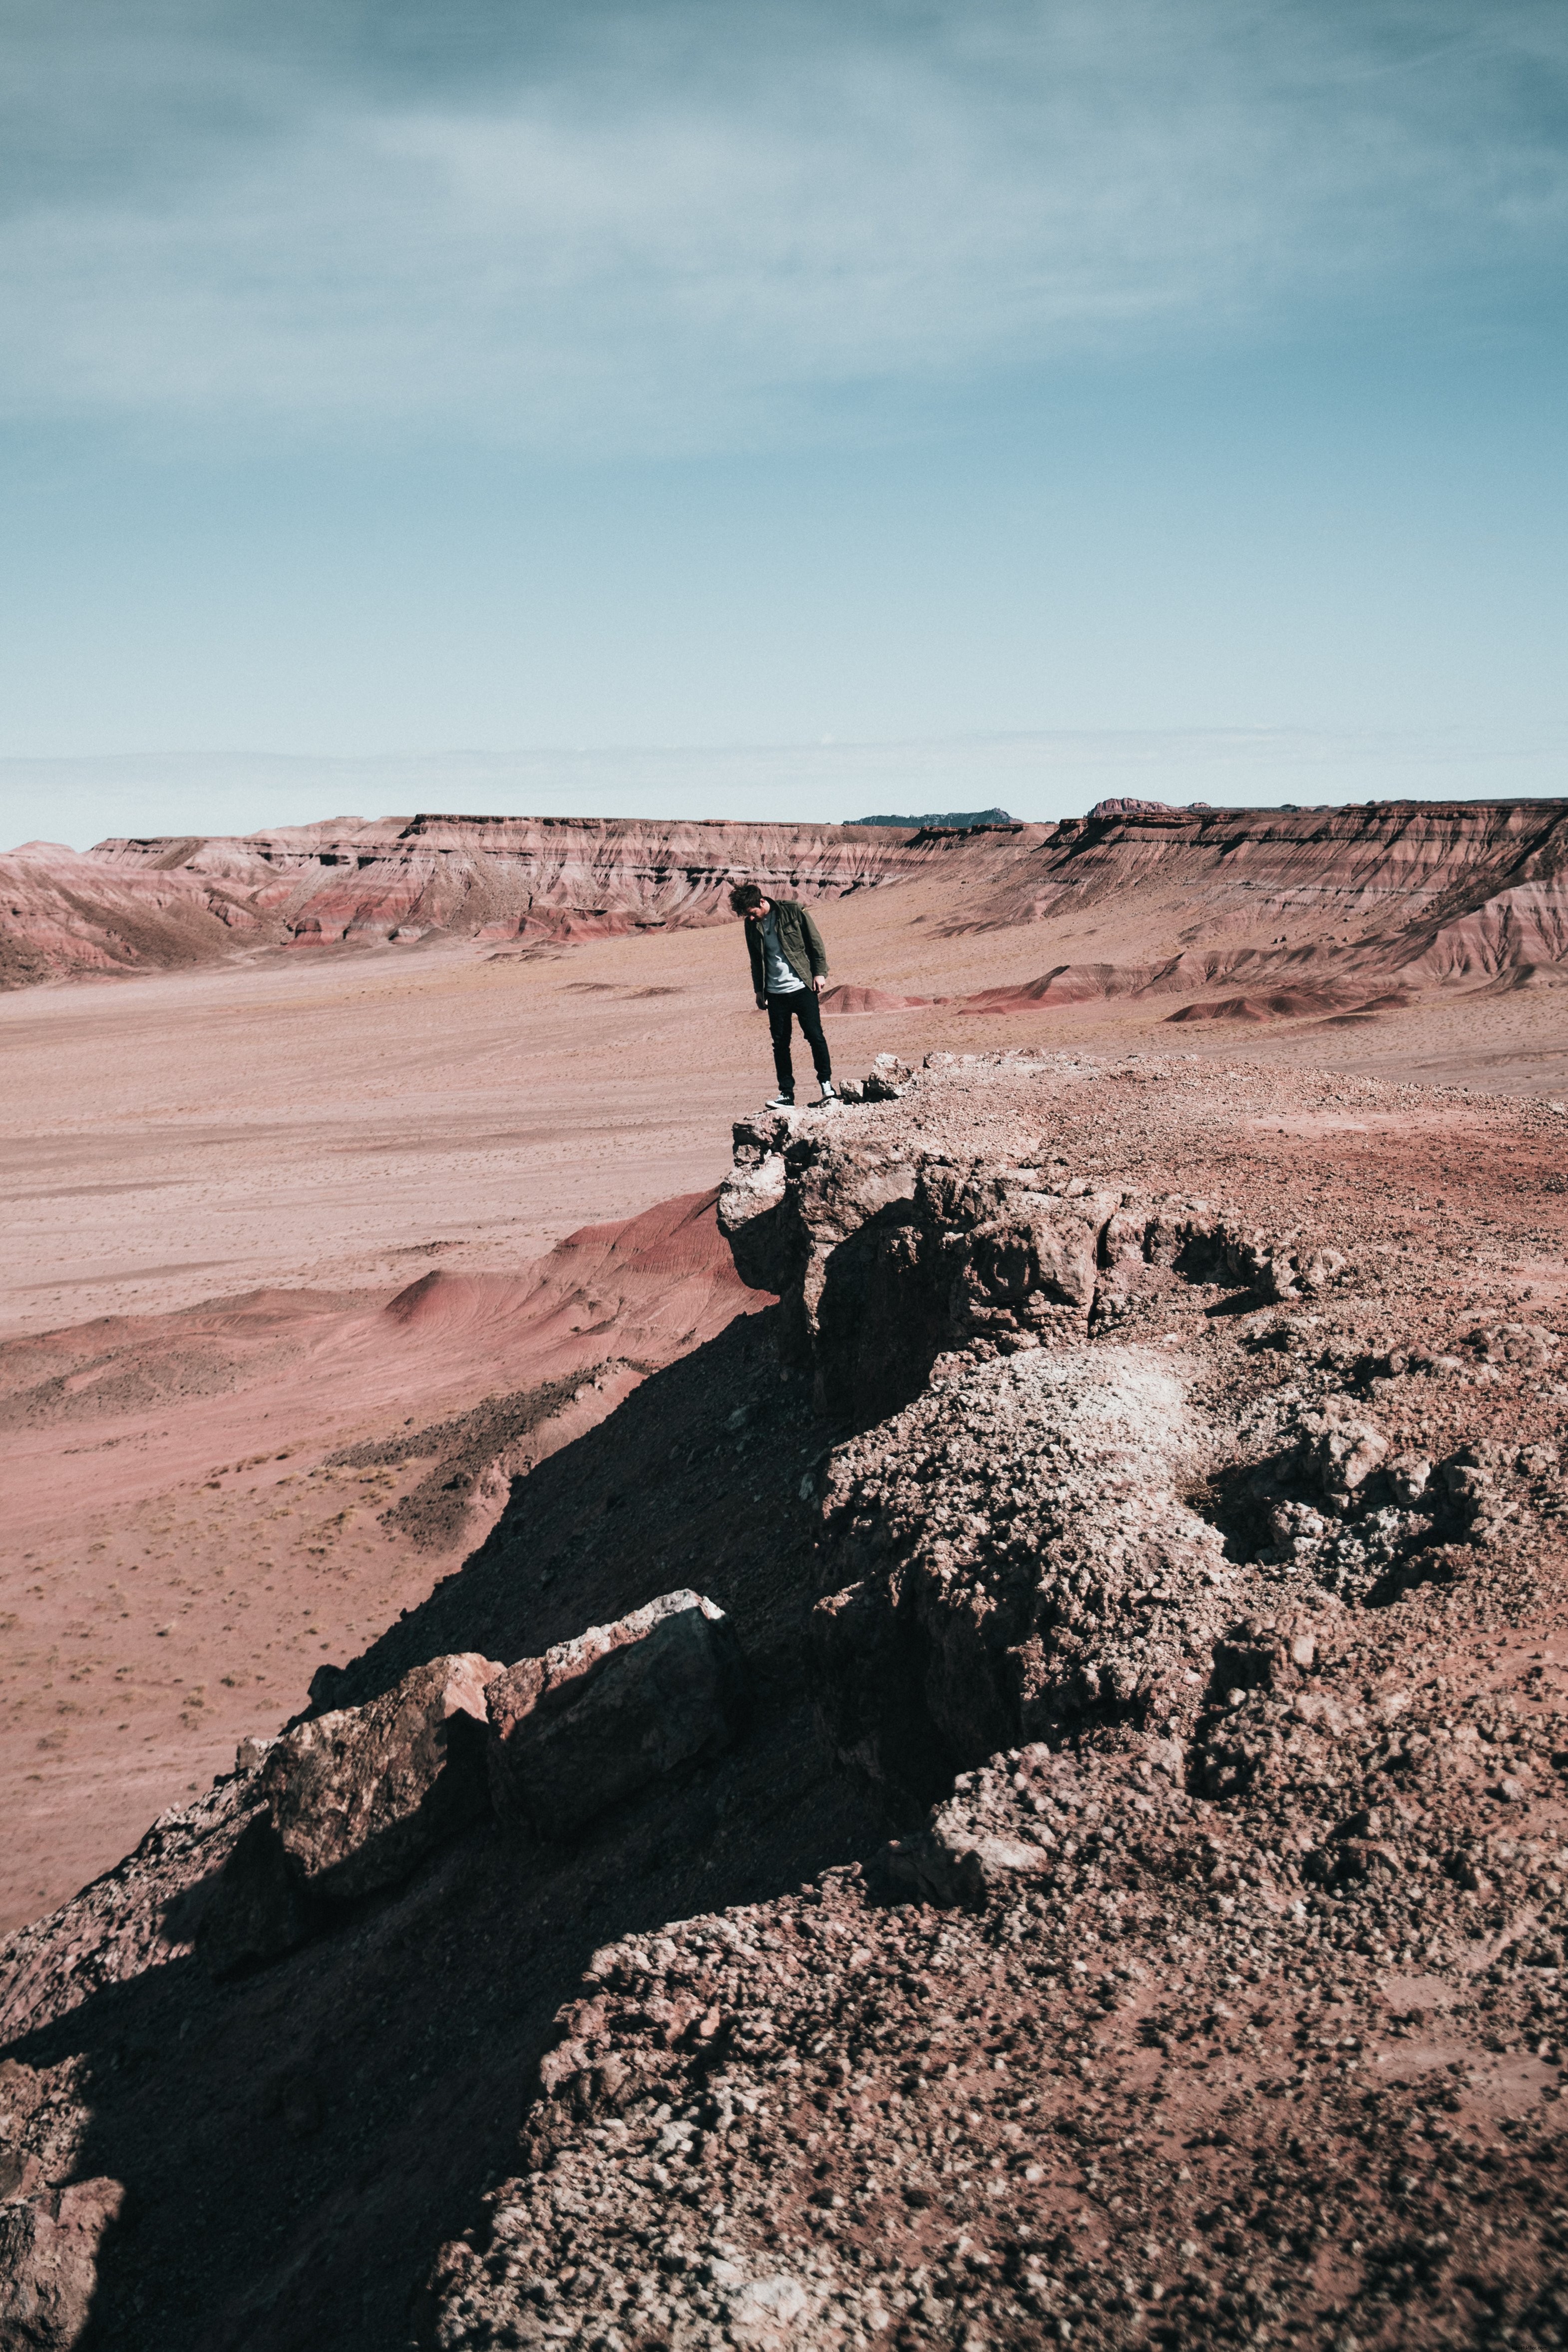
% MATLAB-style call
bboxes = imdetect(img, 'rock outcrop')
[718,1106,1340,1424]
[2,1056,1565,2352]
[810,1345,1227,1816]
[199,1598,753,1977]
[417,1065,1567,2352]
[0,2176,125,2352]
[200,1652,500,1975]
[486,1592,750,1840]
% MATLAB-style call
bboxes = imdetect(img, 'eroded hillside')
[1,1052,1565,2351]
[4,801,1567,1020]
[0,815,1009,985]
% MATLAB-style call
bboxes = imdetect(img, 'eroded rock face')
[810,1346,1228,1816]
[263,1653,501,1902]
[715,1119,1386,1819]
[4,1056,1568,2352]
[199,1652,500,1977]
[0,2176,125,2352]
[1,816,966,985]
[718,1119,1338,1425]
[14,794,1566,993]
[486,1592,749,1840]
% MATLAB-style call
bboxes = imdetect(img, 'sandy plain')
[3,865,1566,1933]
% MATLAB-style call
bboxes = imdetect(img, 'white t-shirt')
[760,909,806,995]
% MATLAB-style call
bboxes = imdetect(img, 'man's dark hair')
[728,882,766,913]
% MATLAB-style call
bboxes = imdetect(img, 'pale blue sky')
[1,1,1565,843]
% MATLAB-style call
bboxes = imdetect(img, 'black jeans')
[767,988,831,1095]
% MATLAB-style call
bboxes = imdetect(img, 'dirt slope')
[0,1190,762,1935]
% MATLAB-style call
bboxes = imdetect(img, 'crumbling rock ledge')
[718,1099,1348,1428]
[4,1056,1567,2352]
[810,1345,1227,1818]
[486,1591,750,1840]
[418,1064,1565,2352]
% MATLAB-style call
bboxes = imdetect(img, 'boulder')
[260,1652,501,1904]
[0,2178,125,2352]
[198,1652,500,1978]
[861,1052,914,1101]
[486,1592,749,1839]
[1296,1405,1387,1498]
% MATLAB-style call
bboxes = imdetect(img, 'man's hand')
[756,994,767,1010]
[812,975,827,995]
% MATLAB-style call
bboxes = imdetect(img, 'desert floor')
[3,873,1566,1931]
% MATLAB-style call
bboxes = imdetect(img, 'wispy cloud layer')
[7,725,1563,850]
[2,0,1565,451]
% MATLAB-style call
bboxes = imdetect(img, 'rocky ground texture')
[2,1052,1566,2351]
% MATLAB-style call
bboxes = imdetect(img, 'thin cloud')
[0,0,1564,451]
[7,725,1564,850]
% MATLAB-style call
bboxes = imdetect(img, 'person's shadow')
[6,1307,887,2352]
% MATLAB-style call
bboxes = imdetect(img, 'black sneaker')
[766,1091,794,1110]
[816,1081,839,1106]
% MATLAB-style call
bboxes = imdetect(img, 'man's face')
[740,897,769,919]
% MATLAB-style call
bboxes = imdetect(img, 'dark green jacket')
[745,898,828,997]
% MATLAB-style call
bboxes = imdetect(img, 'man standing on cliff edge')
[729,882,838,1110]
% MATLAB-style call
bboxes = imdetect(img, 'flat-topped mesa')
[953,794,1568,987]
[716,1101,1343,1426]
[7,796,1568,992]
[67,815,1043,965]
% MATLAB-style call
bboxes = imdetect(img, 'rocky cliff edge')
[2,1054,1567,2352]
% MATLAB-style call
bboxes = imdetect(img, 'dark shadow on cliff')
[320,1308,826,1719]
[4,1307,887,2352]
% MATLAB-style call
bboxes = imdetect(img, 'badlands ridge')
[4,798,1568,1016]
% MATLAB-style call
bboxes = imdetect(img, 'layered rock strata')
[954,795,1568,991]
[0,815,974,983]
[5,796,1567,998]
